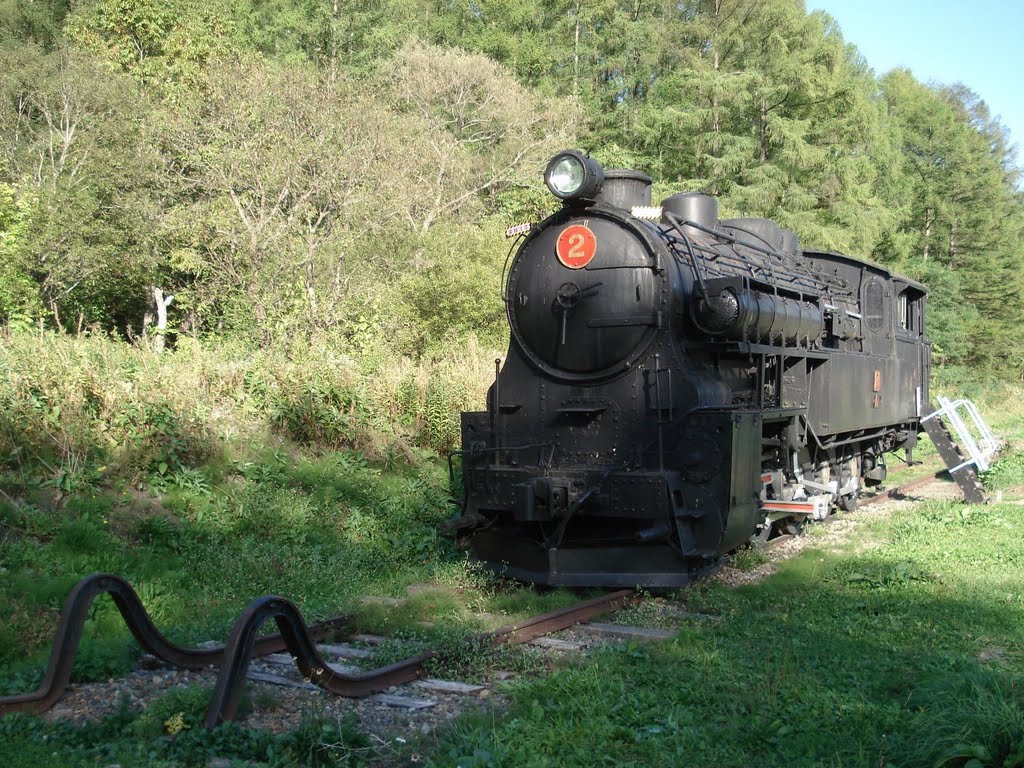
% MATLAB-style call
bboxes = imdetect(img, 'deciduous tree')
[0,45,162,331]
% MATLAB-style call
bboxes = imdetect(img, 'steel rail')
[0,573,350,717]
[204,471,957,726]
[762,471,948,551]
[205,589,637,726]
[857,470,945,507]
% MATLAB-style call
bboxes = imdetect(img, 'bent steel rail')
[0,573,349,717]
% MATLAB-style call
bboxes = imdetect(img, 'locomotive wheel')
[839,493,858,512]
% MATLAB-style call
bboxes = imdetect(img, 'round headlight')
[547,155,586,196]
[544,150,604,202]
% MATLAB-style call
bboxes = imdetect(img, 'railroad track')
[759,469,950,549]
[857,469,948,506]
[0,575,667,728]
[233,606,690,724]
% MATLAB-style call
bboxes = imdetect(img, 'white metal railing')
[921,396,1001,472]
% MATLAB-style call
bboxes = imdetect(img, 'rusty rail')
[0,573,349,717]
[1,573,636,728]
[205,589,637,726]
[858,470,945,507]
[761,470,947,551]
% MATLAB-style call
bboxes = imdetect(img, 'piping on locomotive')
[451,150,930,587]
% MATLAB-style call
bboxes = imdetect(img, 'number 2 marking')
[567,233,586,260]
[556,224,597,269]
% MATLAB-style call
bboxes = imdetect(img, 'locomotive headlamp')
[544,150,604,202]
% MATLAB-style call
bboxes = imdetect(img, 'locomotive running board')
[921,398,999,503]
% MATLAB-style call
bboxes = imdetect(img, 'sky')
[807,0,1024,166]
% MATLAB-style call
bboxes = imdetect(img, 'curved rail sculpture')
[0,573,349,717]
[205,595,434,726]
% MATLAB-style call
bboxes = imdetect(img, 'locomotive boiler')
[454,150,930,587]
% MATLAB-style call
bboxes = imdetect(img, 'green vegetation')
[2,0,1024,765]
[0,330,1020,764]
[0,329,569,765]
[0,706,374,767]
[0,329,507,675]
[1,0,1022,370]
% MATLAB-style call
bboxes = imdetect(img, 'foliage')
[0,327,514,668]
[131,684,210,738]
[0,182,42,328]
[0,707,373,767]
[2,0,1023,378]
[0,44,163,332]
[65,0,237,97]
[0,331,214,488]
[0,330,497,498]
[0,0,71,49]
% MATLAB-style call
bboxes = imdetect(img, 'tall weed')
[0,328,500,489]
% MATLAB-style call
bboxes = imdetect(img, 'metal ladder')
[920,396,1000,503]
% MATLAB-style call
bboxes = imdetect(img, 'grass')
[2,327,1024,766]
[0,441,586,766]
[0,452,447,673]
[0,706,374,767]
[0,446,589,681]
[0,329,586,766]
[0,328,518,678]
[9,467,1018,768]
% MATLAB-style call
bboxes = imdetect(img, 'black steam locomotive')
[454,150,930,587]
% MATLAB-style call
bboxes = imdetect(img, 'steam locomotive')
[454,150,930,587]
